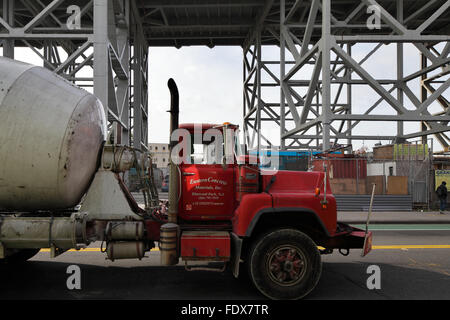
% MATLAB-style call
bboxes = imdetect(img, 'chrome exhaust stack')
[160,78,180,266]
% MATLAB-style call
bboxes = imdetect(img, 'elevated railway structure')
[1,0,449,152]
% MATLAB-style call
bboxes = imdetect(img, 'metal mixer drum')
[0,57,106,211]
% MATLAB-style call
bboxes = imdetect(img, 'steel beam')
[0,0,147,151]
[274,0,450,152]
[2,0,14,58]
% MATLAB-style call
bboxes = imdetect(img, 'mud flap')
[362,230,373,257]
[230,232,243,278]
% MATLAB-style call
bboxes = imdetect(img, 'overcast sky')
[3,42,447,152]
[148,43,447,152]
[148,46,243,145]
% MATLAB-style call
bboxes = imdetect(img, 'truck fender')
[244,207,331,238]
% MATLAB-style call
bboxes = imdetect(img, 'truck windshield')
[187,125,243,165]
[191,142,221,164]
[233,129,244,160]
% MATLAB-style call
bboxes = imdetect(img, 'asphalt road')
[0,226,449,300]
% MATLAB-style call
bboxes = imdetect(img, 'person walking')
[436,181,448,214]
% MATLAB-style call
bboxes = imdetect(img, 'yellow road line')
[372,245,450,249]
[38,245,450,253]
[39,248,160,253]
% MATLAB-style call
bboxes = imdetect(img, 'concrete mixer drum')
[0,57,107,211]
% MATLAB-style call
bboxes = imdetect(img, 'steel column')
[275,0,450,152]
[0,0,148,151]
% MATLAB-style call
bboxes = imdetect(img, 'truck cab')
[164,121,372,299]
[0,70,372,300]
[177,123,238,221]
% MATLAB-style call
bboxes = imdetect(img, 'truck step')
[181,231,230,261]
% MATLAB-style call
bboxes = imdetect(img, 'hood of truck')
[261,170,337,236]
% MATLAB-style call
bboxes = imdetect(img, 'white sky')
[148,46,243,144]
[2,42,448,153]
[148,43,448,152]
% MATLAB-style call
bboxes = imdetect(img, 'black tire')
[0,249,40,264]
[247,229,322,300]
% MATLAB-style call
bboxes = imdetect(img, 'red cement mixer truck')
[0,57,372,299]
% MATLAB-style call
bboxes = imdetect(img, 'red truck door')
[178,164,236,221]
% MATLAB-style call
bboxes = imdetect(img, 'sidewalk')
[338,210,450,224]
[137,192,450,225]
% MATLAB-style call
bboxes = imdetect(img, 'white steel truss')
[243,0,450,152]
[0,0,148,150]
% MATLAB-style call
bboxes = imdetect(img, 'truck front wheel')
[247,229,322,300]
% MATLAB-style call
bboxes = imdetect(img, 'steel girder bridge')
[1,0,449,153]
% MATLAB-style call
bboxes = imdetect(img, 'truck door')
[179,164,235,221]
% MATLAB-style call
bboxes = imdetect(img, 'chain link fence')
[311,155,432,209]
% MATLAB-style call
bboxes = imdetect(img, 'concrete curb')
[338,211,450,224]
[341,220,450,225]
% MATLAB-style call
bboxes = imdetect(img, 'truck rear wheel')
[0,249,40,264]
[247,229,322,300]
